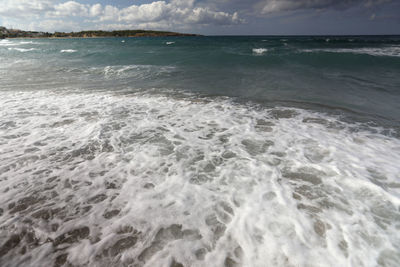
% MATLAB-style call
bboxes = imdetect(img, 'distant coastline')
[0,26,200,39]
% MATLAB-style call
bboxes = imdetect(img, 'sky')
[0,0,399,35]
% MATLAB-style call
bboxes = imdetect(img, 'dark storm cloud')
[258,0,392,13]
[207,0,393,14]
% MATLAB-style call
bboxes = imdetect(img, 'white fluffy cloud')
[90,4,102,17]
[47,1,89,17]
[91,1,243,26]
[0,0,242,31]
[0,0,53,17]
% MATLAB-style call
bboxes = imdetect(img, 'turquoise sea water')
[0,36,400,266]
[2,36,400,125]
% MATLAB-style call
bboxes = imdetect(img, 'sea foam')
[19,41,35,44]
[61,49,77,53]
[102,64,176,79]
[0,39,17,46]
[302,46,400,57]
[7,47,37,52]
[0,90,399,267]
[0,40,39,47]
[253,48,268,55]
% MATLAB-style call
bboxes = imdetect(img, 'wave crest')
[60,49,77,53]
[253,48,268,55]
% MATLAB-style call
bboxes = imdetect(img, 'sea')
[0,36,400,267]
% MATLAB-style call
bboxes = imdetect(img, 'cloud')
[117,1,172,23]
[94,1,243,26]
[255,0,393,14]
[206,0,393,16]
[370,13,376,20]
[0,0,52,18]
[186,9,241,25]
[47,1,89,17]
[0,0,242,32]
[364,0,392,8]
[90,4,102,17]
[29,19,83,32]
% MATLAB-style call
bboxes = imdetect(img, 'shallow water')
[0,36,400,267]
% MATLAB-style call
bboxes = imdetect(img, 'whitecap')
[8,47,37,52]
[19,41,35,44]
[102,64,175,79]
[301,46,400,57]
[252,48,268,55]
[60,49,77,53]
[0,39,18,46]
[166,41,175,45]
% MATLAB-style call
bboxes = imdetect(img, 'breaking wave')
[252,48,268,55]
[7,47,37,52]
[0,90,399,266]
[301,46,400,57]
[61,49,77,53]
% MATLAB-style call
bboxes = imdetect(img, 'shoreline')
[0,27,200,39]
[3,35,200,40]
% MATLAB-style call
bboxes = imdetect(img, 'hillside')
[0,26,199,38]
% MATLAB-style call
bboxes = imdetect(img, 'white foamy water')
[60,49,77,53]
[0,90,399,267]
[166,42,175,45]
[252,48,268,55]
[102,65,176,79]
[7,47,37,52]
[0,40,18,47]
[0,40,39,47]
[302,46,400,57]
